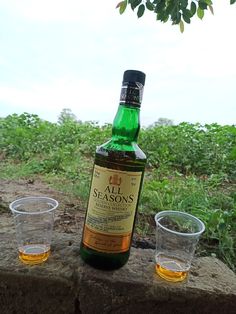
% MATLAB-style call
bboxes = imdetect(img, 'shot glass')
[155,210,205,282]
[9,196,58,265]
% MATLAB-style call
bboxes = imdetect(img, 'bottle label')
[120,83,144,106]
[83,164,143,253]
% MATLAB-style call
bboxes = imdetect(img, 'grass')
[0,112,235,271]
[1,158,235,271]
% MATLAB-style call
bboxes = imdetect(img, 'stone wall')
[0,232,236,314]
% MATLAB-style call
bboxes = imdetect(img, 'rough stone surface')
[1,179,236,313]
[0,232,236,314]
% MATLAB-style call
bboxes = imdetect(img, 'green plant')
[116,0,236,32]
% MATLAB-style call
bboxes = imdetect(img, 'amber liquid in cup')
[155,254,189,282]
[19,244,51,265]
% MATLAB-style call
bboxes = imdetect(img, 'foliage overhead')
[116,0,236,32]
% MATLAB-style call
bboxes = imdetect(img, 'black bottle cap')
[122,70,146,86]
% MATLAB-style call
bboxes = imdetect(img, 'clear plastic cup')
[155,210,205,282]
[9,196,58,265]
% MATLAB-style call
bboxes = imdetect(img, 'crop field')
[0,112,235,271]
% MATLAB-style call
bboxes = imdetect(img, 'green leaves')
[137,4,145,17]
[197,6,204,19]
[130,0,142,11]
[116,0,236,31]
[180,0,188,9]
[198,0,208,10]
[179,20,184,33]
[190,1,197,15]
[182,8,192,23]
[196,0,214,19]
[116,0,128,14]
[116,0,145,18]
[146,0,155,11]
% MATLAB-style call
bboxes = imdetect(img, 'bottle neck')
[111,80,144,143]
[112,104,140,142]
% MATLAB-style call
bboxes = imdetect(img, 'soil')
[0,178,155,249]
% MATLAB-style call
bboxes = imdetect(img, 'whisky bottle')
[80,70,146,270]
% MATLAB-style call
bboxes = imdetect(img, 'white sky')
[0,0,235,126]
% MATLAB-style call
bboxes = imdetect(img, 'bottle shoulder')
[94,139,146,171]
[97,139,146,158]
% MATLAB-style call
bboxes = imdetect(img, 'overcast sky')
[0,1,235,126]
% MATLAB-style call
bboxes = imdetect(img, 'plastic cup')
[9,196,58,265]
[155,210,205,282]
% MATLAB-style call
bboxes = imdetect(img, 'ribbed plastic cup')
[155,210,205,282]
[9,196,58,265]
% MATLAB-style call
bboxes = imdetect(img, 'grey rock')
[0,232,235,314]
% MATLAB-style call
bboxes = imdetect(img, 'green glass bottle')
[80,70,146,270]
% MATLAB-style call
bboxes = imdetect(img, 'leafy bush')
[140,122,236,179]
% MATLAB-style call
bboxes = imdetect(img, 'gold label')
[83,165,142,253]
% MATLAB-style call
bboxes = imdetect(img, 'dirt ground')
[0,178,155,249]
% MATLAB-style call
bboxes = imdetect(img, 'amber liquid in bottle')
[80,70,146,270]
